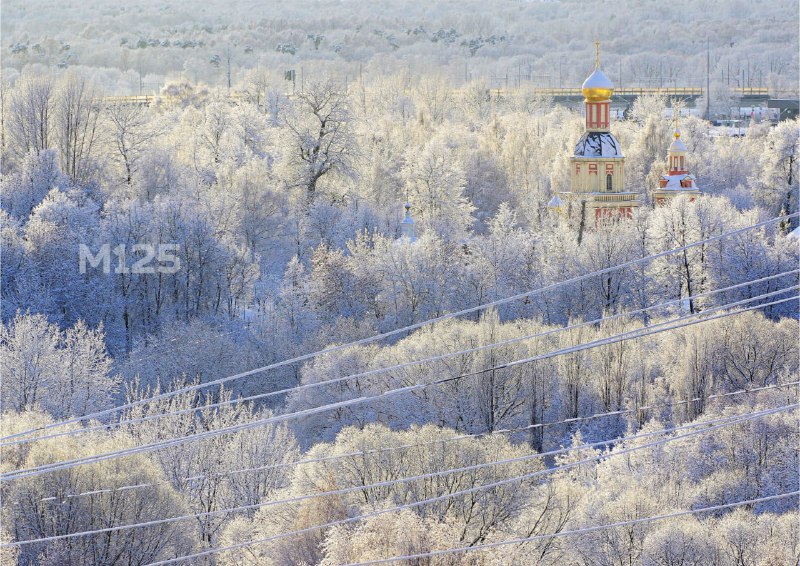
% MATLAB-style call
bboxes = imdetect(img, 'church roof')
[658,173,698,190]
[574,131,623,158]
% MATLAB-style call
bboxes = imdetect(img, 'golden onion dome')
[582,67,614,102]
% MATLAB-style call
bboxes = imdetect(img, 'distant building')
[557,42,640,225]
[399,202,417,242]
[547,194,564,214]
[653,121,701,205]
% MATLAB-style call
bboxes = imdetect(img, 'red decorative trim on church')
[586,101,610,129]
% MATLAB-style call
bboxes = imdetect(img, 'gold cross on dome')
[594,40,600,68]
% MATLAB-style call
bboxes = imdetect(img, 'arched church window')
[606,173,613,191]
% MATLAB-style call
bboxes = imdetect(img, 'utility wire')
[5,212,795,443]
[2,291,795,482]
[6,268,788,449]
[142,403,798,565]
[6,403,794,549]
[6,269,794,450]
[343,492,800,566]
[36,379,798,505]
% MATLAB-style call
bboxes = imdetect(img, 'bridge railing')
[491,86,778,97]
[732,87,770,96]
[99,86,780,106]
[102,95,155,105]
[519,87,705,97]
[494,87,774,97]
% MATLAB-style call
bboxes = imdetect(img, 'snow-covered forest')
[2,0,798,95]
[1,1,799,564]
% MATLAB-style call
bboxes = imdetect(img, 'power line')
[142,404,798,565]
[5,212,795,444]
[107,269,800,419]
[7,269,794,450]
[35,379,799,506]
[140,269,796,416]
[343,492,800,566]
[2,291,793,483]
[2,291,795,482]
[6,403,794,549]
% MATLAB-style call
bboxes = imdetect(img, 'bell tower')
[584,41,613,132]
[558,41,640,224]
[654,115,701,205]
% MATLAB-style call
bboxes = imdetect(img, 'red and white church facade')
[556,43,640,222]
[653,123,701,205]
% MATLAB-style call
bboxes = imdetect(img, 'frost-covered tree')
[1,411,198,564]
[121,378,299,546]
[0,149,66,219]
[0,312,119,418]
[753,118,799,230]
[648,196,709,314]
[55,73,102,185]
[281,80,356,202]
[402,134,475,238]
[221,424,539,565]
[6,73,55,161]
[105,101,163,187]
